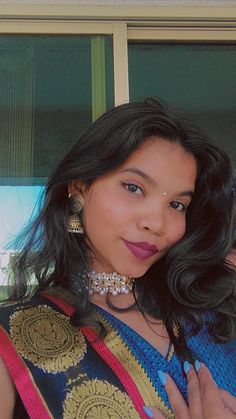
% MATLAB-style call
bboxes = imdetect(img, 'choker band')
[83,271,134,296]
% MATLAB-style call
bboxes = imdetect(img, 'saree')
[0,288,235,418]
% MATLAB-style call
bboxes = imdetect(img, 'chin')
[121,264,151,279]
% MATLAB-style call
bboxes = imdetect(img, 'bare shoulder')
[0,358,16,419]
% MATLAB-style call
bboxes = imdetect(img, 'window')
[128,42,236,165]
[0,33,114,289]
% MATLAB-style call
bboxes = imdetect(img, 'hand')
[143,362,236,419]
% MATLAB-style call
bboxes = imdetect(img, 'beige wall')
[0,0,235,4]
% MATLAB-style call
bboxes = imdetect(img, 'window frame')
[0,5,236,104]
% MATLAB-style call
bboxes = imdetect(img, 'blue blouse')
[94,305,236,411]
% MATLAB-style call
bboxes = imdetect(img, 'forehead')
[127,137,187,158]
[117,137,197,188]
[122,137,195,167]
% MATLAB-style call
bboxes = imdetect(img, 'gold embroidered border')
[94,311,174,419]
[42,288,174,417]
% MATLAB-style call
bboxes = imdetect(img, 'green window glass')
[0,35,113,292]
[129,42,236,165]
[0,35,114,186]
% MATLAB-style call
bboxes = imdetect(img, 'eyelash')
[121,182,144,196]
[121,182,187,212]
[170,201,187,212]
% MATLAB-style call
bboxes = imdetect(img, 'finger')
[157,370,190,419]
[143,405,166,419]
[220,389,236,414]
[198,363,225,415]
[184,361,203,419]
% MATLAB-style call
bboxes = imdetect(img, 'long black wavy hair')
[9,99,236,362]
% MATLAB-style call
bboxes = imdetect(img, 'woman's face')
[69,138,197,278]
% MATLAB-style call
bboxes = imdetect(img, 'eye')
[170,201,187,212]
[121,182,144,196]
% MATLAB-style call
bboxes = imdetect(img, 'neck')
[90,290,136,309]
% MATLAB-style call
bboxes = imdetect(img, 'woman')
[0,99,235,418]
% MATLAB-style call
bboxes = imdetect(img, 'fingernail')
[158,369,168,385]
[143,406,154,418]
[195,360,201,372]
[183,360,191,374]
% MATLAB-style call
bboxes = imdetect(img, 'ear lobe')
[68,179,85,196]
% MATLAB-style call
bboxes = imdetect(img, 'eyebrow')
[121,167,194,197]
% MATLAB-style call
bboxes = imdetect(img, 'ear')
[68,179,86,196]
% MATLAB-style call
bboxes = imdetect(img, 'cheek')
[84,192,127,229]
[170,219,186,244]
[99,187,134,221]
[103,207,120,224]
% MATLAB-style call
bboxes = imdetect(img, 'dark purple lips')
[123,240,159,260]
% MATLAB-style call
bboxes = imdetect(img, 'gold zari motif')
[10,305,86,373]
[63,379,139,419]
[95,312,174,419]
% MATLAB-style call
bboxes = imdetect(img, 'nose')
[137,205,166,236]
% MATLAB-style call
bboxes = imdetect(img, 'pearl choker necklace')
[83,271,134,296]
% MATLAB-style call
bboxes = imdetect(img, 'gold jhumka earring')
[67,193,84,234]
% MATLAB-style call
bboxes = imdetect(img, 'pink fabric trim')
[43,292,147,418]
[42,292,74,317]
[0,327,52,419]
